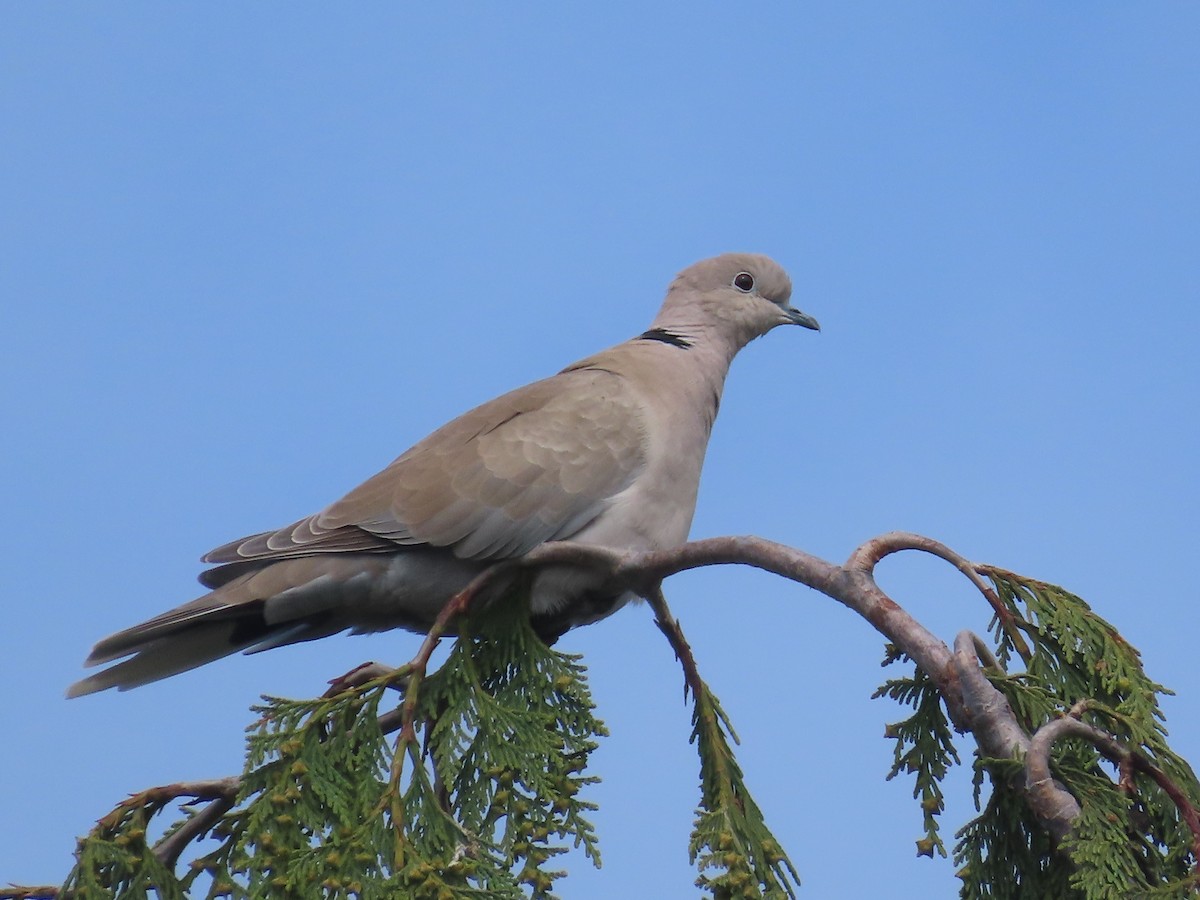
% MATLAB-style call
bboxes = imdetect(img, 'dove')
[69,253,819,696]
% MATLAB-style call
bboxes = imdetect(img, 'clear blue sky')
[3,5,1197,897]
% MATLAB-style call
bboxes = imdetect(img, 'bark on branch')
[1027,709,1200,863]
[519,532,1197,864]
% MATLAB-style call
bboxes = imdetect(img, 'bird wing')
[201,364,648,574]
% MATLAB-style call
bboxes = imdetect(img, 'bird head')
[654,253,820,349]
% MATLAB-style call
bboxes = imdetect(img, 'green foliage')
[57,595,800,899]
[953,756,1071,899]
[61,596,607,899]
[873,644,961,859]
[191,685,410,899]
[980,570,1200,898]
[986,569,1174,746]
[417,598,606,896]
[873,568,1199,899]
[61,800,185,900]
[688,684,800,900]
[956,749,1200,900]
[47,566,1200,898]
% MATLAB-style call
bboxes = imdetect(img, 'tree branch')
[518,535,1156,858]
[644,586,704,703]
[951,631,1032,761]
[1027,712,1200,868]
[152,779,240,868]
[34,530,1189,889]
[522,534,962,718]
[324,661,402,697]
[847,531,1032,662]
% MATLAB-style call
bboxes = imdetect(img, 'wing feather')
[199,367,647,577]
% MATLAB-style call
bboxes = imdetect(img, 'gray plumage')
[69,253,818,697]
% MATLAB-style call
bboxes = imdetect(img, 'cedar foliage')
[878,570,1199,899]
[15,569,1200,898]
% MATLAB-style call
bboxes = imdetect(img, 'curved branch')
[952,631,1030,760]
[522,535,963,722]
[524,535,1189,861]
[105,778,238,828]
[152,781,239,868]
[1027,714,1200,866]
[847,531,1031,662]
[45,530,1168,885]
[521,534,841,595]
[82,778,242,871]
[1023,716,1087,841]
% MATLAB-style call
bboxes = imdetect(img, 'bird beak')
[784,307,820,331]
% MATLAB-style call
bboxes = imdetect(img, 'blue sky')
[2,4,1197,897]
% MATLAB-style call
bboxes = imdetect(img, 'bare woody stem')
[0,888,60,900]
[519,532,1197,865]
[520,533,968,725]
[644,586,705,702]
[151,779,240,868]
[847,531,1033,662]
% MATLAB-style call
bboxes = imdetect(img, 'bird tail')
[66,555,409,697]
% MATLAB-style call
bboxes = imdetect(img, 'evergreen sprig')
[61,799,186,900]
[953,756,1072,899]
[417,599,607,898]
[985,570,1173,740]
[688,682,799,900]
[950,570,1200,898]
[874,644,961,859]
[869,570,1199,898]
[201,684,402,899]
[47,562,1200,898]
[60,594,607,899]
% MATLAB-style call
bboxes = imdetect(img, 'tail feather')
[68,621,261,697]
[68,556,396,697]
[83,594,256,667]
[69,609,347,697]
[69,550,488,697]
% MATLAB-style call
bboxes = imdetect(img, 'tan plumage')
[69,253,818,697]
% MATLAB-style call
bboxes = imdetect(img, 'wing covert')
[202,366,647,572]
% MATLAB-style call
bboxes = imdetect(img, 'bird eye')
[733,272,755,292]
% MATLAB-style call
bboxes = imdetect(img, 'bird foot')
[324,661,399,697]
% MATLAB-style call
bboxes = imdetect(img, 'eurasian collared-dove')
[69,253,819,697]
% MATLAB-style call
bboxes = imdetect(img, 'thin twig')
[153,787,239,868]
[644,586,704,702]
[385,561,520,857]
[101,779,240,829]
[324,661,402,697]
